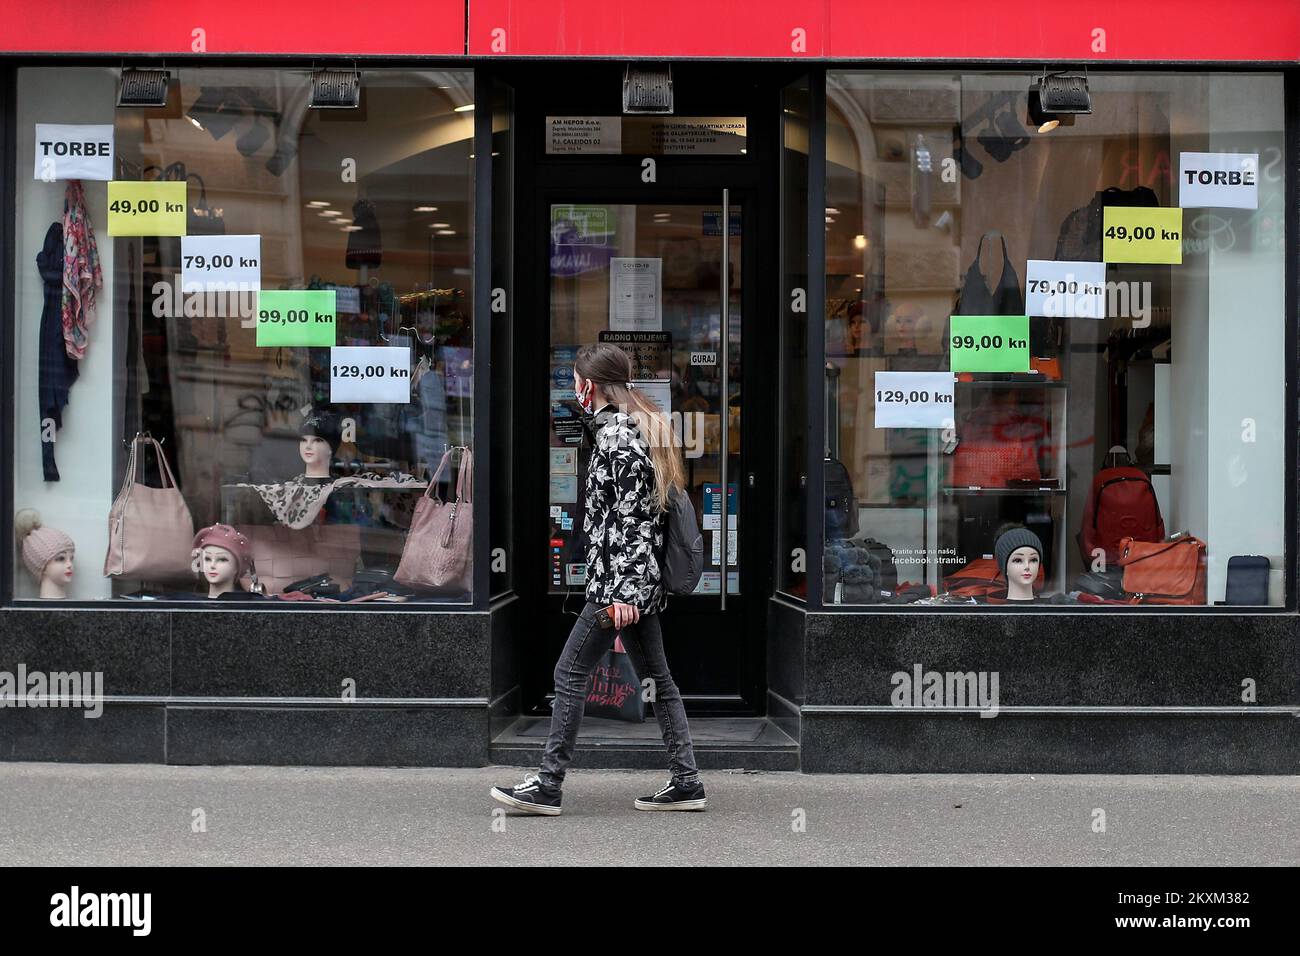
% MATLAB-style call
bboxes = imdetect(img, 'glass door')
[540,193,763,715]
[546,199,742,601]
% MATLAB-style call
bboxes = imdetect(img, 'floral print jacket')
[582,404,666,614]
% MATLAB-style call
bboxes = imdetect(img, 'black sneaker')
[490,773,562,815]
[634,778,707,811]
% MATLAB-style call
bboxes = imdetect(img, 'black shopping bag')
[584,634,646,722]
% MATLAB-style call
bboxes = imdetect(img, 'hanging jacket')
[37,220,78,481]
[581,403,667,613]
[1055,186,1160,261]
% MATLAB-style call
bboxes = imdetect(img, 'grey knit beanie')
[994,527,1043,579]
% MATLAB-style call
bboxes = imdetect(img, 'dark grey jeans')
[538,601,701,790]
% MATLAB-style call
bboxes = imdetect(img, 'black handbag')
[955,232,1024,316]
[184,172,226,235]
[583,635,646,722]
[143,162,225,235]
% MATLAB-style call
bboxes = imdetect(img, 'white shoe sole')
[490,786,562,815]
[634,797,707,811]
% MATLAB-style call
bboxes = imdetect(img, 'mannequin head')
[299,412,342,478]
[198,545,240,597]
[994,525,1044,602]
[191,524,255,598]
[15,509,75,599]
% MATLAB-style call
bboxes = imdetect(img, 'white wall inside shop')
[14,68,117,599]
[1170,74,1286,604]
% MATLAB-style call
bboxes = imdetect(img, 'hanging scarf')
[61,179,103,361]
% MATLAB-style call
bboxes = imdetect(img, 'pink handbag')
[394,446,473,594]
[103,433,196,581]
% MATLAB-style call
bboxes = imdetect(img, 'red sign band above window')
[1,0,1297,60]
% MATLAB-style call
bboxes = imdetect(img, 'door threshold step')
[490,716,799,772]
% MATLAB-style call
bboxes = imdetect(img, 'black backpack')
[661,485,704,595]
[824,457,860,541]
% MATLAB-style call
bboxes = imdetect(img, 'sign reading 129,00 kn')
[330,346,411,403]
[948,315,1030,373]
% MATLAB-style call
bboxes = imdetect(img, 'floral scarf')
[234,473,427,530]
[61,179,102,361]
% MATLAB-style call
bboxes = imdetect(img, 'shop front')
[1,2,1296,772]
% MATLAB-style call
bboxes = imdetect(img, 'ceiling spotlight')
[1028,71,1090,133]
[118,68,170,108]
[185,87,238,138]
[453,104,475,113]
[436,229,456,236]
[307,201,331,208]
[414,206,439,212]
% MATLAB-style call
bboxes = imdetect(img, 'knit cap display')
[15,509,75,580]
[994,526,1043,578]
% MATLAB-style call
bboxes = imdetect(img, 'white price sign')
[34,124,114,181]
[873,371,954,429]
[329,347,411,404]
[1179,152,1258,210]
[181,235,261,292]
[1026,260,1106,319]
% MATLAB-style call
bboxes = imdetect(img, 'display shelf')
[943,486,1066,496]
[957,378,1067,389]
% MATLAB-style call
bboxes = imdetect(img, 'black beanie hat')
[994,527,1043,579]
[299,411,343,453]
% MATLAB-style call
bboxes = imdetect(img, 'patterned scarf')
[61,179,102,361]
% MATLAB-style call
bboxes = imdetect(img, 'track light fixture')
[1028,71,1091,133]
[117,68,170,108]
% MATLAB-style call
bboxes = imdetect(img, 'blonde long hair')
[575,343,685,511]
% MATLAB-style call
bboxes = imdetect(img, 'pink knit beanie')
[15,509,75,581]
[191,523,254,579]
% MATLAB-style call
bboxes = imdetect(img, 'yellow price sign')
[107,181,187,236]
[1102,207,1183,264]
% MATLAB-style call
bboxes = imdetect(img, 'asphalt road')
[1,763,1296,866]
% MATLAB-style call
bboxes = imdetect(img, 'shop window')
[12,67,476,604]
[823,71,1286,608]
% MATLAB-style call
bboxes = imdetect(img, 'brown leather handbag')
[394,446,473,595]
[104,433,196,581]
[1117,533,1207,605]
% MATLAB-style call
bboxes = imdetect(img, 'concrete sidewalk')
[1,763,1296,866]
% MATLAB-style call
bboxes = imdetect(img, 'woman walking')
[491,343,706,815]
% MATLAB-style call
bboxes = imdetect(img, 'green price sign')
[255,290,337,347]
[949,315,1030,373]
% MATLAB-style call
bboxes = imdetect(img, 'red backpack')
[1078,447,1165,567]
